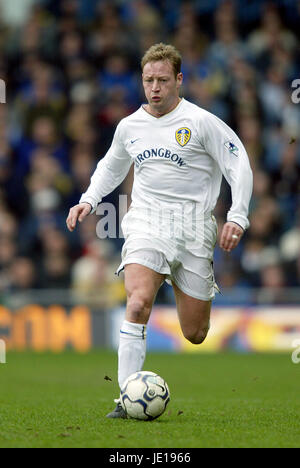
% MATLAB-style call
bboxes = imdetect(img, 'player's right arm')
[66,202,92,232]
[66,121,132,232]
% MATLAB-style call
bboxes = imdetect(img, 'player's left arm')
[202,114,253,252]
[219,221,245,252]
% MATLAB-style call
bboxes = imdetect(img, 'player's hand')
[66,202,92,232]
[219,221,244,252]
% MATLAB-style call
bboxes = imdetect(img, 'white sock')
[118,320,147,389]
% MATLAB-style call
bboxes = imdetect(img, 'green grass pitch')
[0,351,299,448]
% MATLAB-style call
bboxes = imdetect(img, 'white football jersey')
[80,98,253,230]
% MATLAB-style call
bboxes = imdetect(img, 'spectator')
[71,239,126,307]
[8,257,37,291]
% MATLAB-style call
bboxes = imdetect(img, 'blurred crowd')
[0,0,299,306]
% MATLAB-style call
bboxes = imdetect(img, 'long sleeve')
[202,113,253,230]
[79,122,133,213]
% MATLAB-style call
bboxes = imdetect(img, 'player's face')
[142,60,183,117]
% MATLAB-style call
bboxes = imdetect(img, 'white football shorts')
[116,206,219,301]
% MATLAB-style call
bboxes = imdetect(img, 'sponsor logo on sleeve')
[224,141,239,157]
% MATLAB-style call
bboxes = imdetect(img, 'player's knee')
[185,327,209,345]
[126,295,152,323]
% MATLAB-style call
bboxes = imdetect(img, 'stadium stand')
[0,0,299,306]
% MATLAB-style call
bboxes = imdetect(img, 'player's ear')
[176,72,183,87]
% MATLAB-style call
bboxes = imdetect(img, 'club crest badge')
[175,127,191,147]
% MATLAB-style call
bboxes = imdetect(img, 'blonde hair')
[141,43,182,77]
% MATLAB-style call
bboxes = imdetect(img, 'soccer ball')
[120,371,170,420]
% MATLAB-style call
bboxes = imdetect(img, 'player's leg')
[118,263,165,386]
[170,252,216,344]
[172,281,211,344]
[106,262,165,418]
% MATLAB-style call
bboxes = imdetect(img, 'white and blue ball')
[120,371,170,420]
